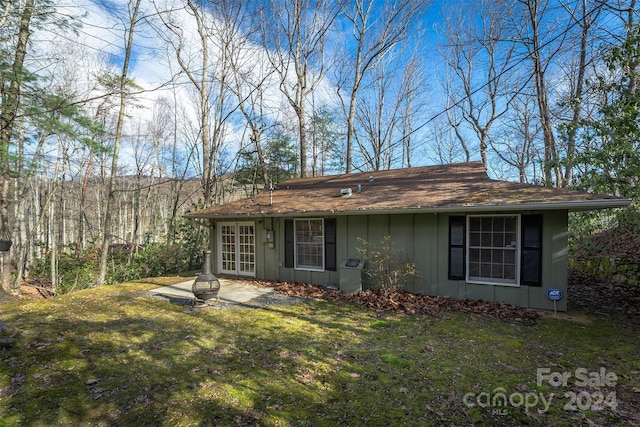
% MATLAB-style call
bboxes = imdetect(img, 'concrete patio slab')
[149,279,273,304]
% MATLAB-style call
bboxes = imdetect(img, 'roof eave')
[184,198,631,219]
[430,198,632,214]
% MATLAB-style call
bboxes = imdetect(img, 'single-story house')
[185,162,630,311]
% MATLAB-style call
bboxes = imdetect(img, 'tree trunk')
[50,199,57,294]
[526,0,559,186]
[0,0,34,291]
[298,103,308,177]
[346,88,358,173]
[561,0,594,187]
[97,0,142,286]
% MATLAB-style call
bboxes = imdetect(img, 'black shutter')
[449,216,465,280]
[521,215,543,286]
[324,218,337,271]
[284,219,294,268]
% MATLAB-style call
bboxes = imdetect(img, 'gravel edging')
[146,290,314,311]
[227,292,314,309]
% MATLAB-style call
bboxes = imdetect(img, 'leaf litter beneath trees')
[248,280,541,324]
[248,267,640,321]
[568,268,640,315]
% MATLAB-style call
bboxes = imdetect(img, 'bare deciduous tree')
[227,8,274,187]
[440,73,471,162]
[491,94,543,183]
[440,0,517,168]
[555,0,604,187]
[97,0,143,286]
[398,53,428,168]
[354,57,400,171]
[427,116,466,164]
[336,0,423,173]
[512,0,566,186]
[155,0,246,206]
[262,0,338,178]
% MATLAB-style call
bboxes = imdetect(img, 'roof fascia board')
[184,198,631,219]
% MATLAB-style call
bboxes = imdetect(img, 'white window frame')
[466,214,521,287]
[294,218,324,271]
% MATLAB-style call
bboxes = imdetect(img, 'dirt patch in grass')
[0,289,15,303]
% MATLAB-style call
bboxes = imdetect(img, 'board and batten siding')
[438,211,568,311]
[209,210,568,311]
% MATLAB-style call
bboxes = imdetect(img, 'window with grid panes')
[467,215,519,286]
[294,219,324,270]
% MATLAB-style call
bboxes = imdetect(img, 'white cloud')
[23,0,342,177]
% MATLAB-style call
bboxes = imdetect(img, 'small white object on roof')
[341,188,352,197]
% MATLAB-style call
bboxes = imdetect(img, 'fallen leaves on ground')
[250,280,541,324]
[247,268,640,321]
[572,226,640,259]
[568,268,640,315]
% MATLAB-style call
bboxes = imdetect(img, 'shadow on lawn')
[0,291,453,426]
[1,288,637,426]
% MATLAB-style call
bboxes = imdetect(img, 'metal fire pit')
[192,250,220,304]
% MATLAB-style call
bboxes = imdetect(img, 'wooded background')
[1,0,638,293]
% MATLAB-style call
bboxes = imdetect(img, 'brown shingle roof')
[186,162,630,218]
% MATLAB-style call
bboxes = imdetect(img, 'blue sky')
[71,0,596,180]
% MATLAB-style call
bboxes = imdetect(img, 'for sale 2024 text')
[537,367,618,411]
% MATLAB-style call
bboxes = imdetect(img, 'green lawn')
[0,280,638,426]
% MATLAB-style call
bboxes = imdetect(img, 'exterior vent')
[340,188,352,197]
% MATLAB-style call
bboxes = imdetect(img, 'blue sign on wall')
[547,288,564,301]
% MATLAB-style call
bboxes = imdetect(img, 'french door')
[217,222,256,276]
